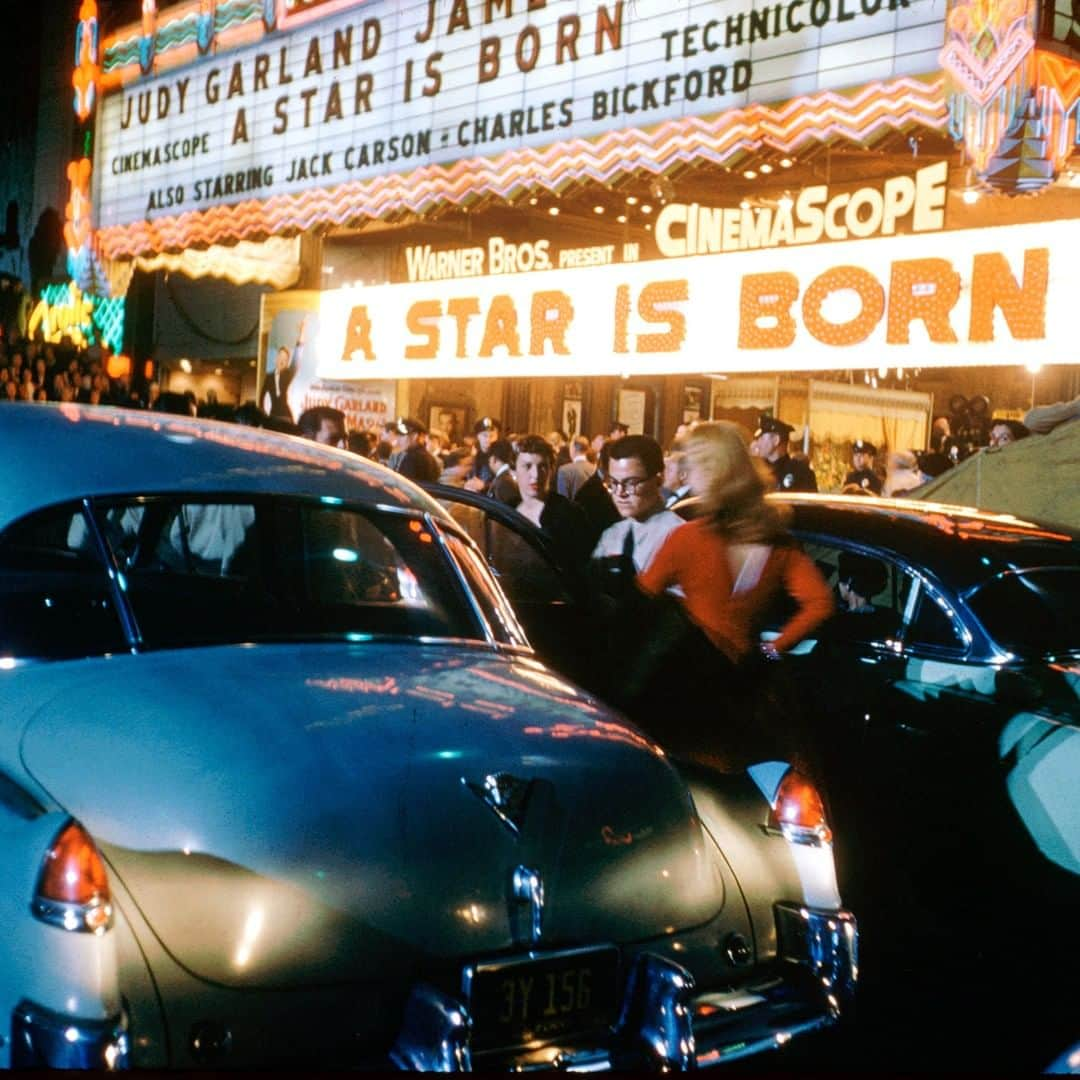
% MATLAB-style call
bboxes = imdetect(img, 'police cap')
[474,416,501,435]
[852,438,877,456]
[386,416,426,436]
[754,415,795,440]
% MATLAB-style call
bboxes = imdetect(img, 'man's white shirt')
[591,510,685,573]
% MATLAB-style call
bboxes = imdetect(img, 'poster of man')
[262,310,314,423]
[257,291,322,425]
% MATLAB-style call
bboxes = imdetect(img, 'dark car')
[428,484,1080,1068]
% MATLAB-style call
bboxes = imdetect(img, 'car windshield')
[86,495,483,650]
[966,568,1080,657]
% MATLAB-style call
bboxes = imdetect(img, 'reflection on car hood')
[21,643,725,989]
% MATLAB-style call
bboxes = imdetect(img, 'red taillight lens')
[768,770,832,844]
[36,821,111,907]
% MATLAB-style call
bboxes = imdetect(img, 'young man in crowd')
[592,435,685,574]
[486,438,518,504]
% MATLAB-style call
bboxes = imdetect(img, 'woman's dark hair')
[515,433,555,468]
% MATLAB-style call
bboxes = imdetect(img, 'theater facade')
[57,0,1080,459]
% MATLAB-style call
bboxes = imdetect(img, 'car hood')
[20,643,725,989]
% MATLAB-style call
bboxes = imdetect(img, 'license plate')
[465,947,620,1052]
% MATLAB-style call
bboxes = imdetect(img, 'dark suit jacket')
[264,364,297,421]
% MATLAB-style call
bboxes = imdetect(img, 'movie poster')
[258,290,394,430]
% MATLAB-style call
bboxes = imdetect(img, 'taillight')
[767,770,832,845]
[32,820,113,933]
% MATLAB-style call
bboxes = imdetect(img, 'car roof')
[776,493,1080,593]
[0,403,452,528]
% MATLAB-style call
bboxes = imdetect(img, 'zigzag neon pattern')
[97,75,946,259]
[104,0,261,74]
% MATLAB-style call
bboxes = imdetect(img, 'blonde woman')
[634,421,833,766]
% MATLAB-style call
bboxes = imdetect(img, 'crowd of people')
[10,324,1076,772]
[275,406,839,771]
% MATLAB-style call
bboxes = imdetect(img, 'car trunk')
[20,642,728,990]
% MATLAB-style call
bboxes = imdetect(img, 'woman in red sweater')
[632,421,833,769]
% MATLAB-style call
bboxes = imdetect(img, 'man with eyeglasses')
[592,435,685,573]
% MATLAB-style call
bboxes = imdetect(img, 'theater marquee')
[312,219,1069,379]
[94,0,944,229]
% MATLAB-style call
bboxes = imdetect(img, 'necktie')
[622,525,635,568]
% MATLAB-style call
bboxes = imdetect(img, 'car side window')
[442,533,529,648]
[96,497,479,649]
[0,503,129,660]
[799,539,903,644]
[903,582,967,654]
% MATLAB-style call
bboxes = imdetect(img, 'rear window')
[93,496,482,649]
[967,568,1080,656]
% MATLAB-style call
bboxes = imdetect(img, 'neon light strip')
[103,0,263,77]
[947,49,1080,173]
[97,75,946,259]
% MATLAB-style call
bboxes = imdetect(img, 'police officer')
[749,415,818,492]
[844,439,882,494]
[386,416,441,483]
[465,416,502,491]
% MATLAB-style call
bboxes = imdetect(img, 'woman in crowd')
[631,421,834,770]
[511,434,591,571]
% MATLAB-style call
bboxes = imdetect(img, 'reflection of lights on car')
[233,907,265,970]
[472,667,602,714]
[396,566,422,602]
[456,903,486,925]
[306,676,399,695]
[522,719,658,752]
[332,548,359,563]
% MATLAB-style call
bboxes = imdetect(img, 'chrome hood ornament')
[462,772,533,836]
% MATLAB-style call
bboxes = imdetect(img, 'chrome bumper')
[11,999,129,1070]
[390,905,857,1071]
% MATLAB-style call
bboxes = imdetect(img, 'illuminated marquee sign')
[313,218,1069,379]
[95,0,944,229]
[656,161,948,257]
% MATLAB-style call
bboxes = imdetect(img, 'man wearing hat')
[750,415,818,493]
[465,416,502,491]
[386,417,440,483]
[844,439,882,495]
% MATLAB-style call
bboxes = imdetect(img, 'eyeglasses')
[604,475,652,495]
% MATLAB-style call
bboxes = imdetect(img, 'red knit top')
[637,518,834,662]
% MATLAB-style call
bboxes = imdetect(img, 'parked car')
[0,405,855,1070]
[429,483,1079,1068]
